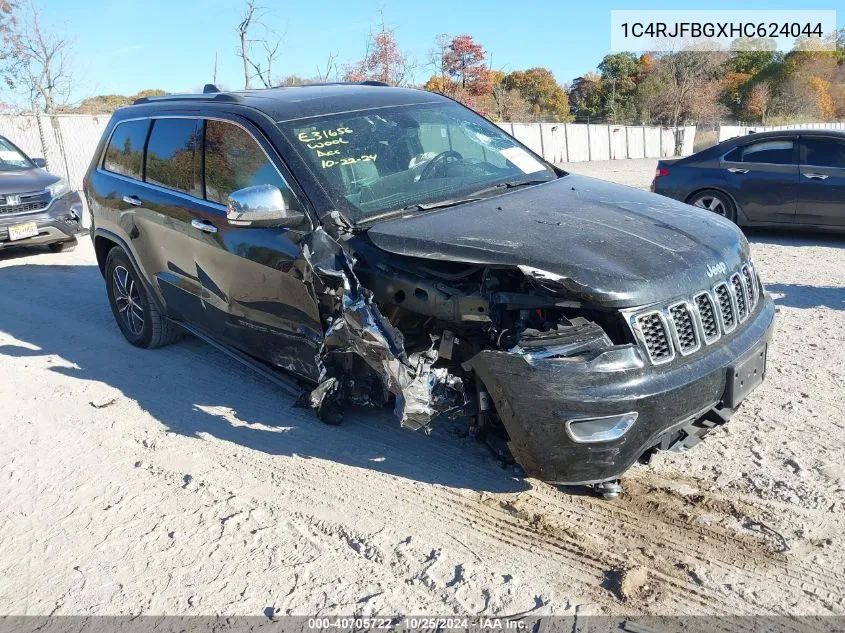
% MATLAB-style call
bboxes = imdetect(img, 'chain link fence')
[0,114,109,191]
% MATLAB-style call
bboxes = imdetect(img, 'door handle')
[727,168,749,174]
[804,173,829,180]
[191,218,218,233]
[122,195,142,206]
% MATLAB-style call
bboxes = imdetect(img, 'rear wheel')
[104,248,181,348]
[688,190,737,223]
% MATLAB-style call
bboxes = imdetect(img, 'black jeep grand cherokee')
[83,83,774,491]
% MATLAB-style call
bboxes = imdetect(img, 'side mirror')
[226,184,305,228]
[32,157,47,168]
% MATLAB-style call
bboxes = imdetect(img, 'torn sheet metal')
[297,228,465,431]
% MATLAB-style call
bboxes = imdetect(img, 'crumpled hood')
[366,174,750,308]
[0,168,59,194]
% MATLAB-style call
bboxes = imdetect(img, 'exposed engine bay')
[303,228,623,443]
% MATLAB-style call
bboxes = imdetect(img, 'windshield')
[278,102,557,223]
[0,138,34,172]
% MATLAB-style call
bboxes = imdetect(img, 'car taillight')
[655,167,670,178]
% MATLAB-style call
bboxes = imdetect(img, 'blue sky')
[37,0,844,102]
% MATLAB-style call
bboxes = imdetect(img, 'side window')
[145,118,203,197]
[204,120,295,207]
[803,138,845,169]
[740,140,794,165]
[103,119,150,180]
[723,147,742,162]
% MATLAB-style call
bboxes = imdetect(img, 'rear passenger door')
[721,137,798,224]
[797,136,845,227]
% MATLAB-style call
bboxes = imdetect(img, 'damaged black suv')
[84,83,774,492]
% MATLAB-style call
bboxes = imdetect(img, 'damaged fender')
[296,228,464,430]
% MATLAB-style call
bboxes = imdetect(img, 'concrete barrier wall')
[719,122,845,143]
[510,123,544,157]
[497,122,696,164]
[627,127,646,159]
[565,125,590,162]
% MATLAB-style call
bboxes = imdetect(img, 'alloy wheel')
[112,265,145,336]
[692,195,726,217]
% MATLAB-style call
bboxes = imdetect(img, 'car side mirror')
[226,184,305,228]
[32,157,47,168]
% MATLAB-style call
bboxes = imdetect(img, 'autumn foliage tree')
[744,82,772,123]
[343,21,412,86]
[502,68,571,120]
[442,34,488,93]
[75,89,166,114]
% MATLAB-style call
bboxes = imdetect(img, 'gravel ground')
[1,159,844,619]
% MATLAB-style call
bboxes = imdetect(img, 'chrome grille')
[628,261,760,365]
[0,201,47,214]
[636,313,674,363]
[669,303,699,354]
[695,293,720,343]
[742,264,756,308]
[731,274,748,321]
[714,283,735,331]
[0,190,50,215]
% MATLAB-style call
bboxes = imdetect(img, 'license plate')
[7,222,39,241]
[723,343,767,408]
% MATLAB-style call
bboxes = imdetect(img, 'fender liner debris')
[297,228,465,430]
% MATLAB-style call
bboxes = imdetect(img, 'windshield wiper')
[402,197,485,212]
[469,178,551,197]
[355,196,486,227]
[355,179,550,227]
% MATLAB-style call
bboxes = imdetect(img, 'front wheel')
[104,248,181,348]
[688,190,737,223]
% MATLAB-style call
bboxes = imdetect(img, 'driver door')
[193,117,323,381]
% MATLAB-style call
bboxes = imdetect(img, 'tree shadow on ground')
[765,283,844,311]
[0,262,527,494]
[746,228,845,250]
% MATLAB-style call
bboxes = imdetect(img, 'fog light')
[565,412,638,443]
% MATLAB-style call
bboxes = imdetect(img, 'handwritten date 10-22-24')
[321,154,377,169]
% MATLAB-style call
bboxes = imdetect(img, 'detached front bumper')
[469,293,776,485]
[0,192,84,247]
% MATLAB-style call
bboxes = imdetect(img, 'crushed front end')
[315,235,775,485]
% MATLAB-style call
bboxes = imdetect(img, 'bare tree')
[235,0,283,89]
[648,45,726,153]
[428,33,450,86]
[316,51,338,82]
[236,1,255,89]
[745,82,772,123]
[344,13,415,86]
[7,0,73,112]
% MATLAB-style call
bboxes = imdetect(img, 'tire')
[687,189,737,223]
[104,247,182,349]
[48,238,77,253]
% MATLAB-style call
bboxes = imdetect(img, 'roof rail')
[132,81,393,105]
[276,80,392,88]
[133,92,243,105]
